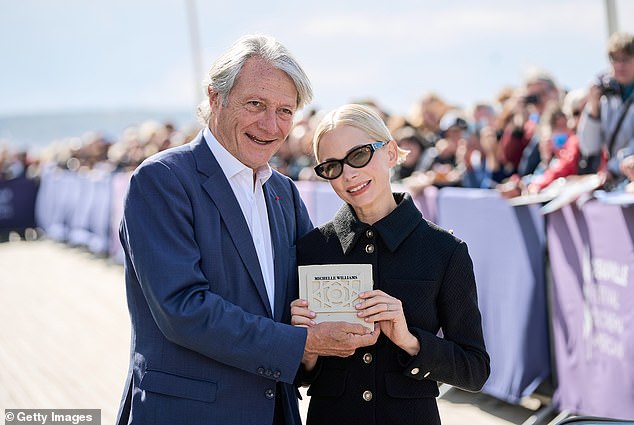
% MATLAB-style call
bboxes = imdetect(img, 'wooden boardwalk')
[0,239,549,424]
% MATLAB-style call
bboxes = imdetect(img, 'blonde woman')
[291,104,490,425]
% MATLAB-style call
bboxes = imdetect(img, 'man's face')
[209,56,298,170]
[610,53,634,85]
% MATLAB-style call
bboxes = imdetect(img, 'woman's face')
[317,125,396,216]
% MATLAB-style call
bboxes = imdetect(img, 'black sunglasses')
[314,141,388,180]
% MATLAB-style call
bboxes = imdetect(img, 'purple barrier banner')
[409,185,438,224]
[109,172,132,264]
[548,201,634,418]
[0,177,38,231]
[437,187,550,404]
[35,169,81,241]
[67,170,112,255]
[295,180,343,227]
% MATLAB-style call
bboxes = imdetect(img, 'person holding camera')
[577,32,634,186]
[498,69,561,177]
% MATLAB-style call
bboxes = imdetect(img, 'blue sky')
[1,0,634,119]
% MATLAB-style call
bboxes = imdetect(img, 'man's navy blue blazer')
[117,131,313,425]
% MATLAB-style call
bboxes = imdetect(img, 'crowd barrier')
[11,168,634,419]
[35,167,112,255]
[110,172,131,264]
[436,187,551,404]
[547,201,634,418]
[0,176,38,233]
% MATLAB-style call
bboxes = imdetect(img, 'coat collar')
[332,192,422,255]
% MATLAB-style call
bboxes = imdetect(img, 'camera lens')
[524,94,540,105]
[596,73,620,96]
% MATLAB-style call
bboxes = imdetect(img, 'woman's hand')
[355,290,420,356]
[291,298,316,327]
[291,298,319,369]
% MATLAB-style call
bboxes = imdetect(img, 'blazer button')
[362,353,373,364]
[265,388,275,400]
[362,390,373,402]
[365,244,375,254]
[410,367,420,375]
[365,229,374,239]
[257,367,265,375]
[265,369,273,377]
[273,370,281,379]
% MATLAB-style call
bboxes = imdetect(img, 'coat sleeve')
[577,107,604,156]
[120,158,307,384]
[398,241,490,392]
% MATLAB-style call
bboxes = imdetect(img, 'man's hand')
[304,321,379,358]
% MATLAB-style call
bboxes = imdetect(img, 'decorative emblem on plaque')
[298,264,373,329]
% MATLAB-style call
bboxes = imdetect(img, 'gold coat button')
[365,229,374,238]
[365,244,375,254]
[362,390,373,401]
[410,367,420,375]
[363,353,373,364]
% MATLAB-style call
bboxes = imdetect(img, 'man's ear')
[208,87,221,111]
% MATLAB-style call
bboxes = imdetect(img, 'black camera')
[523,94,540,105]
[596,73,621,96]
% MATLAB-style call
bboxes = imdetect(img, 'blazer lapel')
[191,133,272,318]
[264,181,288,322]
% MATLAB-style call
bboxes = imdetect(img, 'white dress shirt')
[203,127,276,315]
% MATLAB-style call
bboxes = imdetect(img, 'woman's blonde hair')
[312,104,408,164]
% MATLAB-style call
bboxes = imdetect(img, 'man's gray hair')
[197,34,313,125]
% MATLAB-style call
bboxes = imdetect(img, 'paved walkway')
[0,240,554,424]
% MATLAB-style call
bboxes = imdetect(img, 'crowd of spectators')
[3,32,634,198]
[0,120,198,181]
